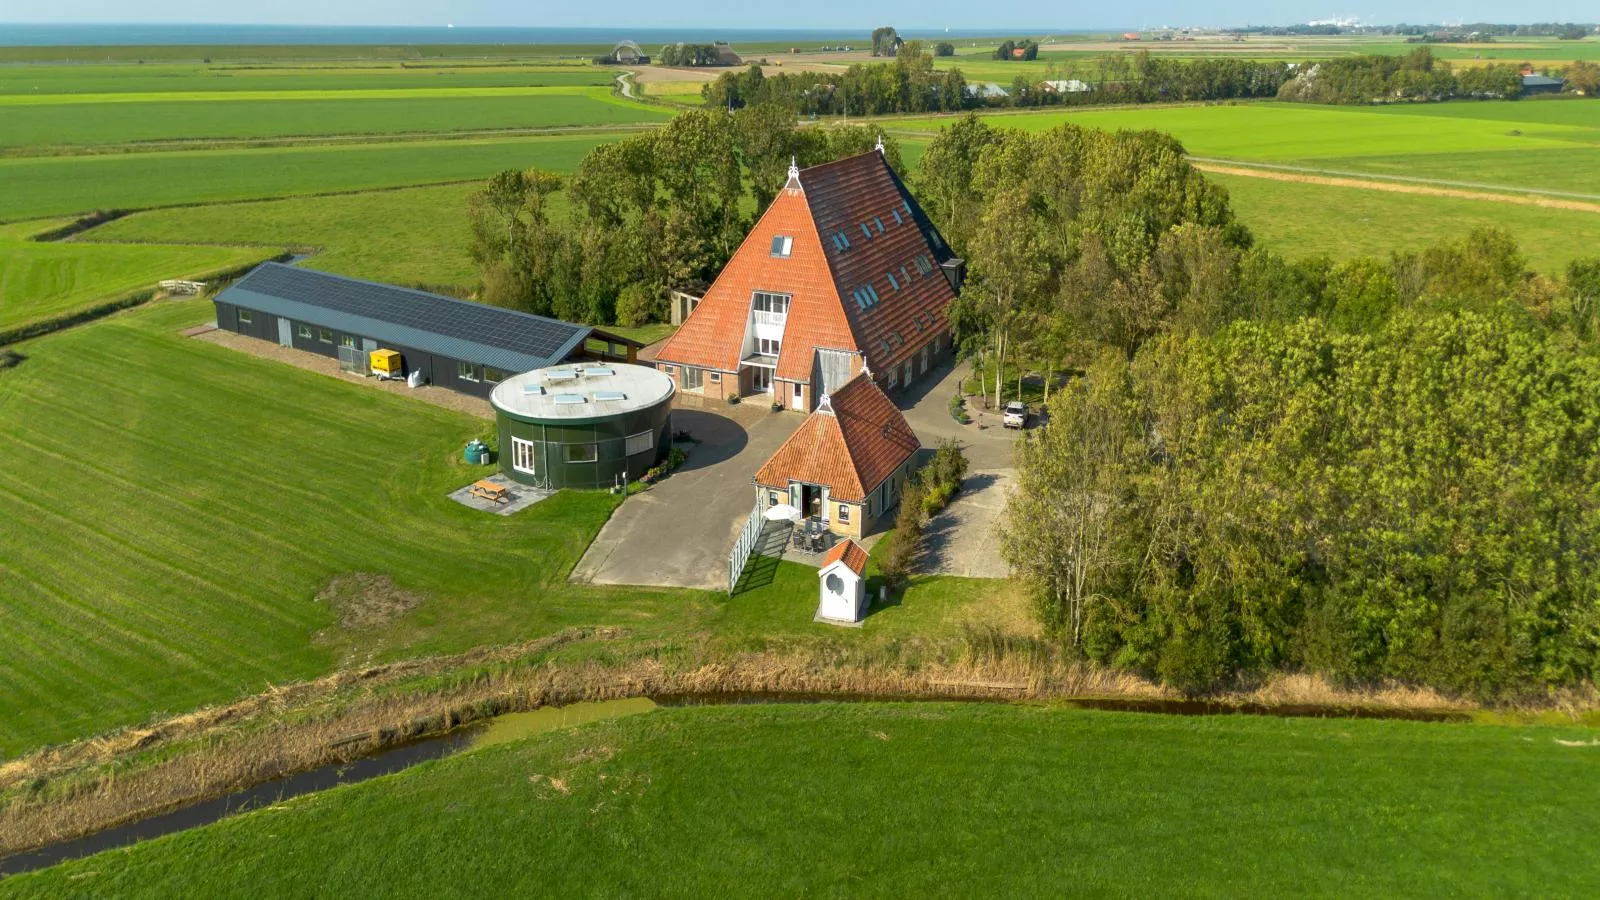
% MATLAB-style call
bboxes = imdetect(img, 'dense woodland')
[910,117,1600,697]
[466,108,902,326]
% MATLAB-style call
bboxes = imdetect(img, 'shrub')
[947,393,970,424]
[880,480,926,590]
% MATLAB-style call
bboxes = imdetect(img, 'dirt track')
[1194,162,1600,215]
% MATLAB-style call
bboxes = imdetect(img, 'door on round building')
[510,437,537,477]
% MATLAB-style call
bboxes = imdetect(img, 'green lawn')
[84,184,486,292]
[7,702,1597,896]
[0,220,275,330]
[0,301,633,754]
[1209,172,1598,274]
[0,87,668,150]
[0,133,630,220]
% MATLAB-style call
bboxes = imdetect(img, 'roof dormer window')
[860,223,873,240]
[770,235,793,258]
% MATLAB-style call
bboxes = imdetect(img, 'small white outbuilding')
[817,539,870,624]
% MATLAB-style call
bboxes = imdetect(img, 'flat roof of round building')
[490,363,674,421]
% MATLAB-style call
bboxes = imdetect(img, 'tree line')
[1277,48,1526,103]
[466,108,902,326]
[703,42,970,116]
[913,115,1600,698]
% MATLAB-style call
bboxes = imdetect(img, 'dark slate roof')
[217,263,593,373]
[1522,74,1564,87]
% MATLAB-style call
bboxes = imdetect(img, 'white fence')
[727,499,765,595]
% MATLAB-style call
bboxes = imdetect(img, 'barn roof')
[217,263,603,373]
[654,150,956,384]
[753,374,920,503]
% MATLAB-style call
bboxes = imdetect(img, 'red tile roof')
[655,150,956,387]
[754,374,920,503]
[801,152,956,378]
[821,538,869,576]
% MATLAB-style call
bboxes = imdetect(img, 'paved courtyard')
[569,401,801,591]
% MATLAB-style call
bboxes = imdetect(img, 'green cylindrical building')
[491,363,675,491]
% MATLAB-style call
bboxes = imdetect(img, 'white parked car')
[1002,401,1028,429]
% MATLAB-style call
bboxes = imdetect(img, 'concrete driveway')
[895,360,1021,579]
[570,402,801,591]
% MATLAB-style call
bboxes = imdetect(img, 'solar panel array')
[239,265,583,361]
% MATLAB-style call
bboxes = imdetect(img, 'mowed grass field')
[0,301,637,755]
[85,184,487,291]
[0,220,275,330]
[1,86,668,149]
[0,62,614,95]
[0,132,622,220]
[891,100,1600,195]
[7,702,1598,896]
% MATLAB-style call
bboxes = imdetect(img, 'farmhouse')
[653,147,961,413]
[754,373,920,538]
[213,263,640,399]
[490,363,674,490]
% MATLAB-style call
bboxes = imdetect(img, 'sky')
[7,2,1595,30]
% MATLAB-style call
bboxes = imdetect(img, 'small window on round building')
[825,572,844,595]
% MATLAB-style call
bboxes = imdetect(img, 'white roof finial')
[785,156,802,191]
[875,134,885,154]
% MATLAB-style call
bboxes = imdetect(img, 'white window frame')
[624,430,653,456]
[708,371,721,383]
[683,367,705,391]
[484,367,506,384]
[319,328,333,344]
[838,503,850,524]
[511,436,538,475]
[770,235,794,258]
[457,361,479,382]
[296,323,312,339]
[238,309,253,325]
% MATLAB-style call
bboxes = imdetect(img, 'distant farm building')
[963,82,1010,100]
[1521,74,1565,94]
[1041,79,1093,94]
[653,148,961,413]
[609,40,650,65]
[491,363,674,490]
[213,264,640,399]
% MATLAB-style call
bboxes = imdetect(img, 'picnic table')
[469,479,510,503]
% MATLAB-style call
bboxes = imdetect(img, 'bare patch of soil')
[316,573,426,630]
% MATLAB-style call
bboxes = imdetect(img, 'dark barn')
[212,264,640,398]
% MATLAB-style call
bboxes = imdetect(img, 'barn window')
[238,309,253,324]
[484,367,507,384]
[565,443,598,463]
[340,335,356,349]
[625,431,654,455]
[770,235,793,258]
[318,328,333,343]
[457,361,479,382]
[297,324,312,339]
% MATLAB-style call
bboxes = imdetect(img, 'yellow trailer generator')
[369,349,403,380]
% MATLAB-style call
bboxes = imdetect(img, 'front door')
[751,367,773,394]
[790,380,804,410]
[277,318,293,348]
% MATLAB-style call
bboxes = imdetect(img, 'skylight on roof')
[873,216,885,234]
[522,383,545,395]
[553,393,586,405]
[892,209,903,225]
[771,235,793,258]
[901,199,913,218]
[583,366,615,377]
[866,284,881,305]
[595,391,627,401]
[545,369,578,381]
[887,273,899,291]
[860,223,873,240]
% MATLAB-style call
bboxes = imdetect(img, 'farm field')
[890,101,1600,195]
[7,702,1597,896]
[0,63,615,95]
[0,132,625,220]
[1204,172,1600,272]
[1,86,669,150]
[85,184,486,292]
[0,220,274,331]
